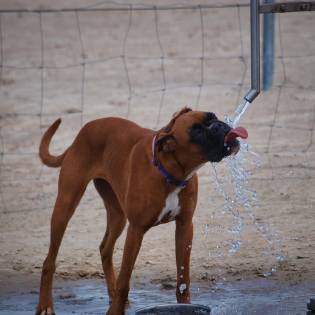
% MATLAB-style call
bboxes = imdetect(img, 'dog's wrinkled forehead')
[186,111,218,126]
[160,107,193,133]
[167,108,218,131]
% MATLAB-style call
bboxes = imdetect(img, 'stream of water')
[206,98,286,276]
[229,99,251,128]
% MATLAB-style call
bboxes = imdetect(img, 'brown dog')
[35,108,243,315]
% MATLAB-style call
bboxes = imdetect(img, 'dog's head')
[156,107,247,164]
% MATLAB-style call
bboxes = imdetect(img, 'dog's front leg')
[106,225,144,315]
[175,219,193,304]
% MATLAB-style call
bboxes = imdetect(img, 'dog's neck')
[151,135,204,187]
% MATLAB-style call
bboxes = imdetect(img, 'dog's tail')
[39,118,67,168]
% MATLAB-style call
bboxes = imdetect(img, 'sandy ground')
[0,0,315,299]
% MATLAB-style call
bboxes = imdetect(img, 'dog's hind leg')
[36,165,88,315]
[94,179,127,302]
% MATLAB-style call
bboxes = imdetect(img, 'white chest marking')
[157,187,182,223]
[156,164,205,224]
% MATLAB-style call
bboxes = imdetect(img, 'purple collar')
[151,135,189,188]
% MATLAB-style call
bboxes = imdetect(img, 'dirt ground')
[0,0,315,299]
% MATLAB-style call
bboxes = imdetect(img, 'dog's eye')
[189,124,205,141]
[204,112,217,126]
[192,123,203,133]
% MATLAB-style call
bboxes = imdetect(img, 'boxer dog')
[35,108,247,315]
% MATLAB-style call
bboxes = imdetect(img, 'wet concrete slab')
[0,277,314,315]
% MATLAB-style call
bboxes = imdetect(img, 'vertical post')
[245,0,261,103]
[263,0,275,91]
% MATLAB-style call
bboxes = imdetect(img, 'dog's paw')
[35,306,55,315]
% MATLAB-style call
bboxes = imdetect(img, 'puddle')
[0,278,314,314]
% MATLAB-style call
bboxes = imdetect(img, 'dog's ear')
[156,107,191,153]
[160,107,192,133]
[172,107,192,119]
[156,134,177,153]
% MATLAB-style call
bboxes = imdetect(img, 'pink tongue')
[224,126,248,144]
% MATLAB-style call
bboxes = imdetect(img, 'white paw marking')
[179,283,187,294]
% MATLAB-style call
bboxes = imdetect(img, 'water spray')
[205,0,286,277]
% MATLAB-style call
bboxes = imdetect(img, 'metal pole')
[260,1,315,13]
[245,0,261,103]
[263,0,275,91]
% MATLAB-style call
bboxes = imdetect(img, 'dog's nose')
[208,121,229,136]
